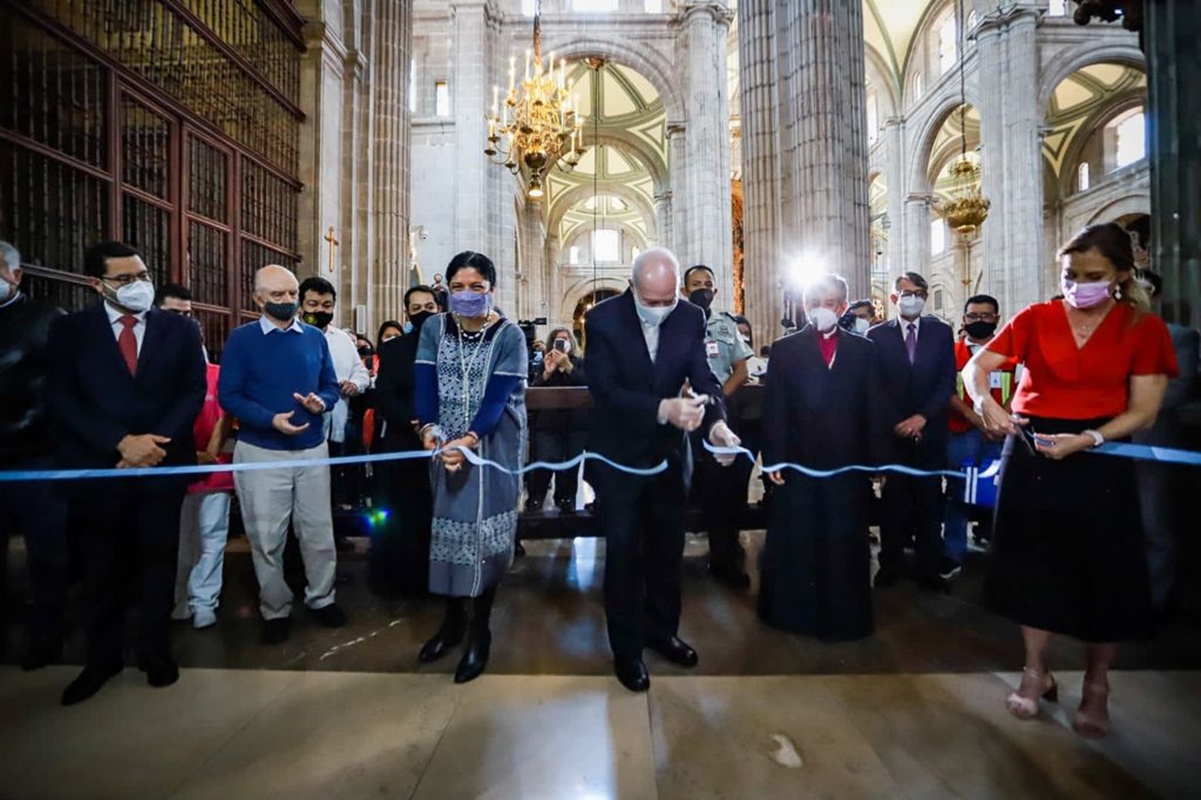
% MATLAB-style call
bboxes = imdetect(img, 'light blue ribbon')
[703,441,968,479]
[0,446,667,483]
[1092,441,1201,466]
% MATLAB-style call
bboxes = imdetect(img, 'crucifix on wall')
[324,226,339,273]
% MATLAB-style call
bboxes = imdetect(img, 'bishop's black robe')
[758,326,888,641]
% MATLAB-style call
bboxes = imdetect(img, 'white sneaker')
[192,608,218,630]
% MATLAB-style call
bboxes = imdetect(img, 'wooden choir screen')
[0,0,305,360]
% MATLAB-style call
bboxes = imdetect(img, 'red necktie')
[118,315,138,375]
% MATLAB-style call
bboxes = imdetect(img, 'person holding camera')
[526,327,589,513]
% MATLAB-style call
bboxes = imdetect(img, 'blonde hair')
[1058,223,1151,313]
[547,326,579,357]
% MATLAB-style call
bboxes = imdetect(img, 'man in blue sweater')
[218,265,348,644]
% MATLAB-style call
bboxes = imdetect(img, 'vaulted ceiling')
[864,0,948,88]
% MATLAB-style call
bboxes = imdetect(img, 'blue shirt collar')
[259,315,304,335]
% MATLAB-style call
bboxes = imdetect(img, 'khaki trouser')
[233,441,337,620]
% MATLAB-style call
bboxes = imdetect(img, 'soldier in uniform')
[683,265,755,588]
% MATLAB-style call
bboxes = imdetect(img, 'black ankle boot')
[454,628,492,684]
[453,587,496,683]
[419,598,466,663]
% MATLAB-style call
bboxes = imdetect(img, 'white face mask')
[111,280,155,313]
[0,277,14,304]
[897,295,925,319]
[807,307,839,333]
[853,317,871,334]
[635,293,677,329]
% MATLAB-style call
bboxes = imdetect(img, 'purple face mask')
[448,289,491,318]
[1062,280,1111,310]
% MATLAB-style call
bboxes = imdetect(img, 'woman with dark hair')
[526,326,589,513]
[377,320,403,347]
[414,251,527,683]
[964,222,1177,739]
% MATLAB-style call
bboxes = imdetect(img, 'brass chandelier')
[933,0,990,235]
[485,0,585,199]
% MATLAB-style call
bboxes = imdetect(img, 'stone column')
[1146,0,1201,328]
[680,1,734,304]
[975,5,1045,315]
[903,194,931,297]
[451,1,496,262]
[736,0,781,344]
[369,0,413,323]
[775,0,871,298]
[667,123,689,258]
[883,116,907,288]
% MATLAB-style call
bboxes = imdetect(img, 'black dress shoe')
[261,617,291,645]
[419,618,466,663]
[21,636,63,672]
[614,656,650,693]
[555,499,576,515]
[874,565,902,588]
[525,498,544,512]
[453,629,492,684]
[139,656,180,688]
[918,573,950,594]
[310,603,348,628]
[646,636,699,668]
[61,663,122,706]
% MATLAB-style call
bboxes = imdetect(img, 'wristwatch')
[1082,429,1105,448]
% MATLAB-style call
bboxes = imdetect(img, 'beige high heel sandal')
[1006,667,1059,719]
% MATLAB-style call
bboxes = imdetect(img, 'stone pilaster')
[736,0,781,344]
[679,2,734,306]
[975,5,1045,314]
[667,123,689,258]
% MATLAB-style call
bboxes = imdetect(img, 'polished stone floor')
[2,533,1200,798]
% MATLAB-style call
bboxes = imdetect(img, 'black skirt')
[986,416,1153,642]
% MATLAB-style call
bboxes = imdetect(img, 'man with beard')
[370,285,441,595]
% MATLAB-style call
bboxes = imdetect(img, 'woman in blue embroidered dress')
[414,251,527,683]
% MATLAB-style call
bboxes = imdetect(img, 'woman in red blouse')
[963,223,1178,739]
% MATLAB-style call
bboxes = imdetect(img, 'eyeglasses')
[964,313,997,323]
[101,271,151,286]
[897,291,926,300]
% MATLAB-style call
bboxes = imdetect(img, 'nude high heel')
[1072,682,1111,739]
[1006,667,1058,719]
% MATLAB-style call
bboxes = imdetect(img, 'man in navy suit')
[585,247,741,692]
[866,272,956,590]
[47,241,206,705]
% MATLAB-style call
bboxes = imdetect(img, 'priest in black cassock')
[758,274,887,641]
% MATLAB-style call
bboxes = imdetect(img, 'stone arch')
[543,35,686,124]
[907,95,982,193]
[558,276,628,327]
[1087,194,1151,226]
[580,129,669,193]
[548,183,659,242]
[864,44,900,120]
[559,220,648,257]
[1055,91,1148,197]
[1037,43,1145,109]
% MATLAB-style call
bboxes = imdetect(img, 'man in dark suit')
[866,271,956,590]
[586,247,741,692]
[370,285,440,595]
[47,241,206,705]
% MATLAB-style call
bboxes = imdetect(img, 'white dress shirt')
[258,315,304,335]
[105,302,147,355]
[900,314,921,344]
[322,325,371,443]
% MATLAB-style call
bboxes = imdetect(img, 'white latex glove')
[708,420,741,467]
[658,397,706,432]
